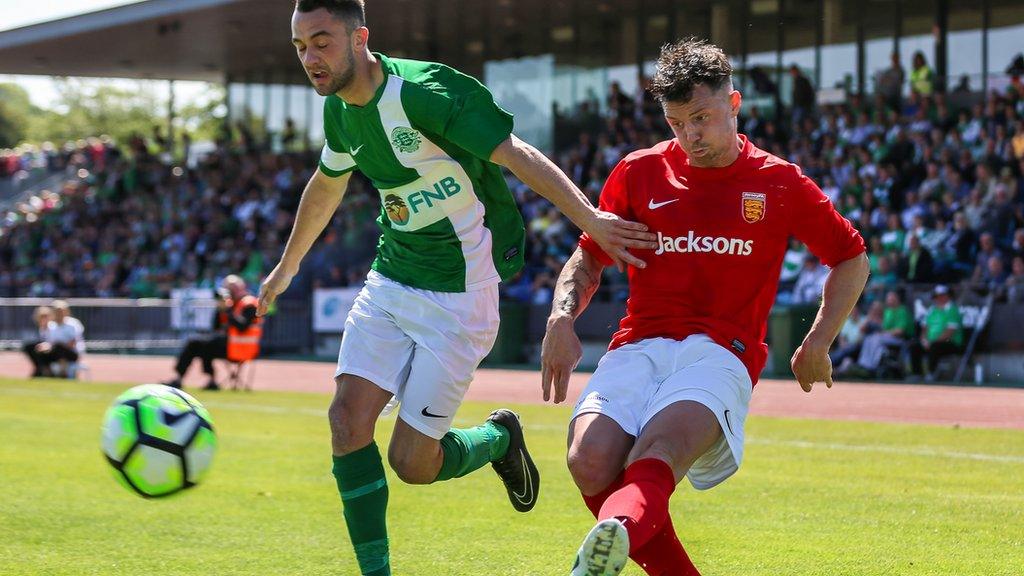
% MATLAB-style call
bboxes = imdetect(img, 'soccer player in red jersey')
[542,39,870,576]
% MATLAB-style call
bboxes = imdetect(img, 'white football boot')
[570,518,629,576]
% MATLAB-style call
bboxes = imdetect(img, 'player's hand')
[258,264,295,317]
[541,315,582,404]
[790,341,833,393]
[584,210,658,272]
[35,342,51,353]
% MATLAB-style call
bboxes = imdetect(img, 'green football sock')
[333,442,391,576]
[434,421,510,482]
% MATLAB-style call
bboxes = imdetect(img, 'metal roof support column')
[168,79,175,159]
[636,0,646,85]
[815,0,823,89]
[935,0,948,93]
[263,70,272,149]
[856,7,865,97]
[982,0,989,96]
[775,0,784,121]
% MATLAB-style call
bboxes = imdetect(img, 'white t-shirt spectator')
[49,317,85,355]
[792,264,829,304]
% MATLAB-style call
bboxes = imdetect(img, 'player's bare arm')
[791,252,870,392]
[489,135,657,271]
[541,247,604,403]
[258,168,352,316]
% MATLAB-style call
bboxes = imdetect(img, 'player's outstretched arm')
[790,252,870,392]
[258,168,351,316]
[489,135,657,271]
[541,247,605,404]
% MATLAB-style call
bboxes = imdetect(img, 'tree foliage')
[1,78,227,153]
[0,83,38,148]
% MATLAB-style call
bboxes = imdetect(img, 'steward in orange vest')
[222,294,263,362]
[165,275,261,391]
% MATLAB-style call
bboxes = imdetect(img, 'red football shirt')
[579,135,865,384]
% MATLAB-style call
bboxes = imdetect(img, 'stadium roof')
[0,0,679,84]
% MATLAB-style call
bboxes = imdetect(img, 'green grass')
[1,378,1022,575]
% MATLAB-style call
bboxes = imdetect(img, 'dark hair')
[294,0,365,30]
[649,38,732,103]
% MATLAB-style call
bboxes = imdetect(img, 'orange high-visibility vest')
[226,295,262,362]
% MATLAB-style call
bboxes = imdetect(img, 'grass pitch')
[1,378,1022,575]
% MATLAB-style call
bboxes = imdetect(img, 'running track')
[1,352,1022,429]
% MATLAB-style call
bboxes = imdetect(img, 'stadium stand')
[2,69,1024,379]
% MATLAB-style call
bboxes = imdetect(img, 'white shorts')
[336,271,500,439]
[572,335,753,490]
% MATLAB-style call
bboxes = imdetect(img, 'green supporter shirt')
[882,306,914,335]
[318,53,526,292]
[925,303,963,346]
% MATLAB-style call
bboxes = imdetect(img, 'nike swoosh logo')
[350,144,364,156]
[723,409,734,436]
[162,409,192,426]
[511,450,533,504]
[421,406,447,419]
[648,198,679,210]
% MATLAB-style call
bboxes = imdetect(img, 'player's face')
[291,9,358,96]
[663,84,741,168]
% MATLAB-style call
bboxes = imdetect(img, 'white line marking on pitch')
[745,438,1024,464]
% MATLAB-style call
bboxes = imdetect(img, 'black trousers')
[175,335,228,378]
[909,340,962,375]
[22,341,79,376]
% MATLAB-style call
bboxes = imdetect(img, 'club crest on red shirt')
[741,192,766,223]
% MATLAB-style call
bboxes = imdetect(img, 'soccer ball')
[101,384,217,498]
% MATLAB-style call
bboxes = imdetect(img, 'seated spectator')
[1005,256,1024,303]
[880,214,906,253]
[920,216,950,258]
[981,186,1017,243]
[777,239,806,294]
[981,255,1010,296]
[963,188,987,231]
[896,234,935,283]
[853,290,915,376]
[1011,229,1024,262]
[791,255,829,304]
[972,232,1004,283]
[909,285,964,381]
[830,302,880,374]
[163,275,260,391]
[47,300,86,377]
[22,306,55,377]
[940,211,977,278]
[918,162,944,201]
[1011,120,1024,160]
[866,254,899,296]
[866,236,885,274]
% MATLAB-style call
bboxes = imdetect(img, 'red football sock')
[598,458,677,554]
[581,471,625,517]
[631,518,701,576]
[579,465,699,575]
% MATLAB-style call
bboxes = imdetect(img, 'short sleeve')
[318,144,356,178]
[441,83,514,161]
[318,99,357,177]
[579,159,634,266]
[789,168,865,268]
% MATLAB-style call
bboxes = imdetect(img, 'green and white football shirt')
[318,53,526,292]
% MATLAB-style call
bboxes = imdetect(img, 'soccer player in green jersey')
[257,1,657,574]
